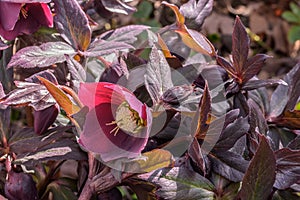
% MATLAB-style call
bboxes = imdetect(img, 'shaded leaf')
[209,151,248,182]
[213,116,249,151]
[83,39,133,57]
[269,62,300,117]
[101,25,149,44]
[288,25,300,43]
[37,77,80,116]
[237,135,276,200]
[216,56,236,78]
[138,167,215,200]
[101,0,136,15]
[287,135,300,150]
[188,138,207,175]
[10,127,86,166]
[7,42,76,68]
[53,0,91,51]
[180,0,214,30]
[144,46,173,104]
[126,178,157,200]
[242,78,287,91]
[248,99,268,135]
[274,148,300,190]
[232,16,249,75]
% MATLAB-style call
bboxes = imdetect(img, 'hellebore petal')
[0,2,21,31]
[0,3,53,40]
[34,104,59,135]
[78,82,152,162]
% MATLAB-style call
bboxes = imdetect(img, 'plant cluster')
[0,0,299,199]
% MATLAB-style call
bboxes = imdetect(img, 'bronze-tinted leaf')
[237,135,276,200]
[53,0,91,51]
[7,42,76,68]
[38,77,80,116]
[192,81,211,140]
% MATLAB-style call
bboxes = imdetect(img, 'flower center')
[106,101,147,136]
[20,4,28,19]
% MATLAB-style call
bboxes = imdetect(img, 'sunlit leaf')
[144,46,173,104]
[237,135,276,200]
[7,42,76,68]
[37,77,80,116]
[124,149,173,173]
[162,1,185,26]
[53,0,91,51]
[180,0,214,30]
[101,0,136,15]
[138,167,215,199]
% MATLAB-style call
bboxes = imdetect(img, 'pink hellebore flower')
[78,82,152,162]
[0,1,53,40]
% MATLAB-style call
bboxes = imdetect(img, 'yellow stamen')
[20,6,28,19]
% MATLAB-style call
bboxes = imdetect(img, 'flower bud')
[5,171,38,200]
[34,104,59,135]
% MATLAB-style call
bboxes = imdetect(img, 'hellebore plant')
[77,82,152,162]
[0,0,53,40]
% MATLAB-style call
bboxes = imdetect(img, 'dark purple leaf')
[145,46,173,104]
[213,116,249,151]
[233,92,249,117]
[161,85,194,106]
[138,167,215,199]
[65,55,86,82]
[83,39,133,57]
[100,0,136,15]
[99,57,129,84]
[242,54,271,83]
[34,104,59,135]
[248,99,268,135]
[216,55,235,77]
[274,148,300,190]
[101,25,149,44]
[53,0,91,51]
[10,126,86,166]
[285,62,300,111]
[242,78,287,91]
[237,135,276,200]
[287,135,300,150]
[25,70,58,85]
[208,151,249,182]
[232,16,249,75]
[188,138,207,175]
[192,81,211,141]
[179,0,214,30]
[7,42,76,68]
